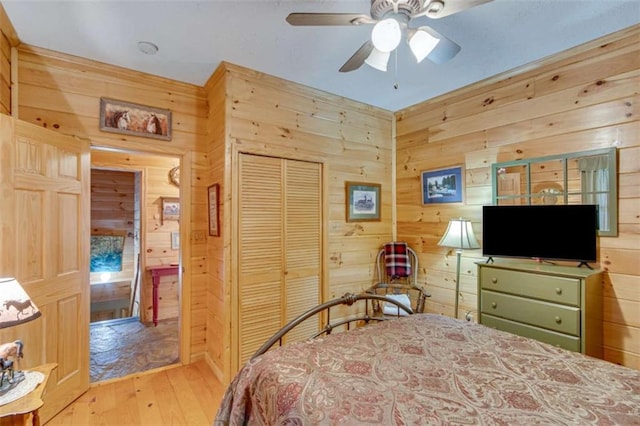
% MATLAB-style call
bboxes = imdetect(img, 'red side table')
[146,264,180,326]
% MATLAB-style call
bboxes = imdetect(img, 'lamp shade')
[438,218,480,250]
[365,48,391,72]
[370,18,401,52]
[408,27,440,63]
[0,278,41,329]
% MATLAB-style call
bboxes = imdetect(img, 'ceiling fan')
[286,0,493,72]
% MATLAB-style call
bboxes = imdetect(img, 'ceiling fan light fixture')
[408,29,440,63]
[364,48,391,72]
[370,18,402,52]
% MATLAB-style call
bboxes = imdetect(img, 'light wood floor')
[47,360,225,425]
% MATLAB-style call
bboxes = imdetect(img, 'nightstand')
[0,364,57,426]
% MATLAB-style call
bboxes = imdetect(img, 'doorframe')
[89,146,192,368]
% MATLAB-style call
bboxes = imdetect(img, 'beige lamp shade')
[0,278,41,329]
[438,218,480,250]
[437,218,479,319]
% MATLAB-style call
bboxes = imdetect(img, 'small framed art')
[421,166,463,204]
[346,181,381,222]
[208,184,220,236]
[161,197,180,222]
[99,97,172,141]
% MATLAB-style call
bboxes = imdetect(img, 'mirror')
[492,147,617,236]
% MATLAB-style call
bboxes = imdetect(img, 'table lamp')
[0,277,42,404]
[438,218,480,319]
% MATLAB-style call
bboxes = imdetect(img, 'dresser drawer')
[481,290,580,335]
[481,314,581,352]
[480,267,580,306]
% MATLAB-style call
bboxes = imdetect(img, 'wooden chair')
[366,243,430,317]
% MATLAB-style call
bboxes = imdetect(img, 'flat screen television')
[482,204,598,266]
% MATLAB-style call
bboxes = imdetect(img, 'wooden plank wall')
[90,169,136,283]
[14,44,209,361]
[395,24,640,370]
[204,63,395,383]
[91,152,181,324]
[0,3,17,114]
[203,65,226,380]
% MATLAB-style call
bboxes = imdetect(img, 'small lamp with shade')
[0,277,43,405]
[437,218,480,319]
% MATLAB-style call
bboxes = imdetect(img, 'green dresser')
[477,261,603,357]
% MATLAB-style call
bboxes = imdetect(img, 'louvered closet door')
[238,154,321,364]
[283,159,322,343]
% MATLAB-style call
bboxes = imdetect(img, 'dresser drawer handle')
[555,316,562,324]
[555,288,562,295]
[491,302,497,309]
[491,277,498,284]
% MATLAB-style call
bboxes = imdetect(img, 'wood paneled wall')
[0,3,17,114]
[90,169,136,283]
[395,24,640,369]
[204,63,395,383]
[14,44,209,361]
[203,64,226,381]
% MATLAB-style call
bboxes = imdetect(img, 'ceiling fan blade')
[339,41,374,73]
[286,13,375,26]
[416,0,493,19]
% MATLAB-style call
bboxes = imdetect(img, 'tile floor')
[89,316,179,382]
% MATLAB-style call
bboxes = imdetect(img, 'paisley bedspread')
[214,314,640,425]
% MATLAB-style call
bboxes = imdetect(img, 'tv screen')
[482,205,598,264]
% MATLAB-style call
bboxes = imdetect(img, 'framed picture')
[171,232,180,250]
[161,197,180,222]
[421,166,464,204]
[346,181,381,222]
[99,97,172,141]
[208,184,220,236]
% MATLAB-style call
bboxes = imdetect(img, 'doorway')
[89,148,181,382]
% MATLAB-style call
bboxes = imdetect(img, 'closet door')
[282,159,322,342]
[237,154,321,363]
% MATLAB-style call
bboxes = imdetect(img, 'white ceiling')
[2,0,639,111]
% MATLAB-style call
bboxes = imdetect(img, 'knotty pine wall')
[13,44,209,362]
[203,64,226,381]
[204,62,395,383]
[90,169,136,284]
[0,3,16,114]
[395,24,640,369]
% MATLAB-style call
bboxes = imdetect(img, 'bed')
[214,293,640,425]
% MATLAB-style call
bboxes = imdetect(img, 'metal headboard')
[251,292,412,359]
